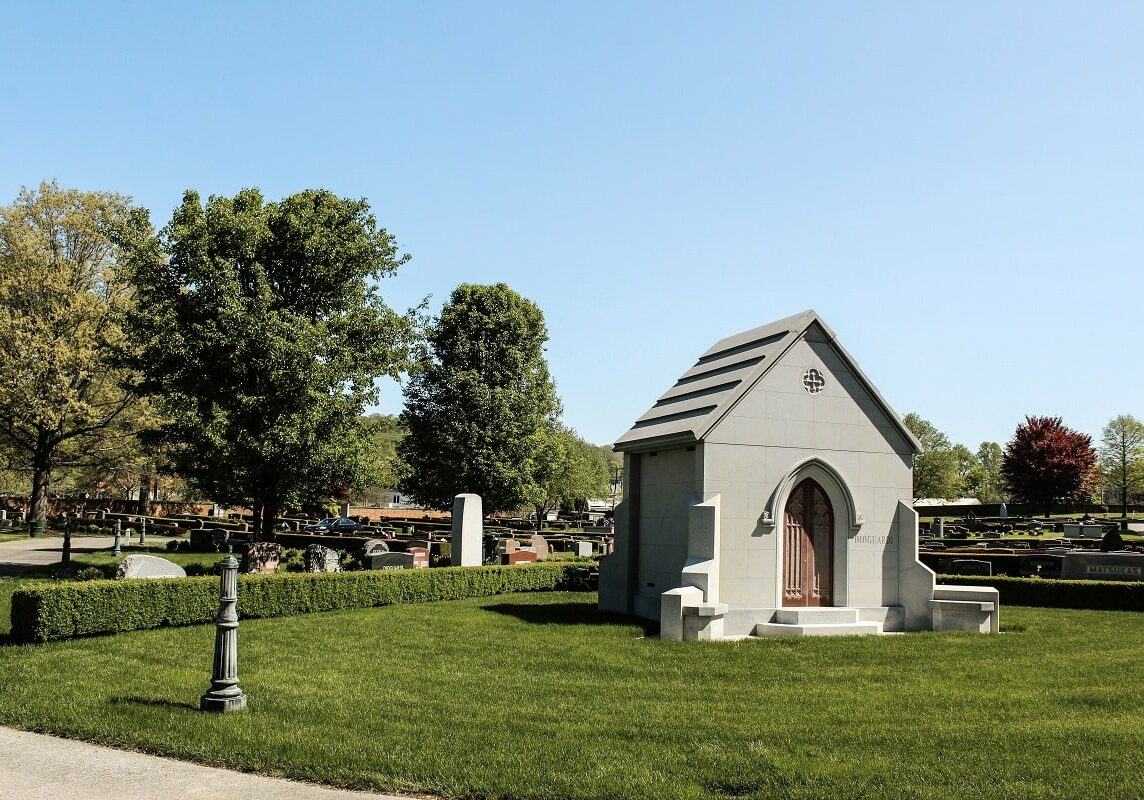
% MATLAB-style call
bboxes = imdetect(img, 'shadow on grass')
[111,696,198,712]
[0,564,41,578]
[483,601,659,635]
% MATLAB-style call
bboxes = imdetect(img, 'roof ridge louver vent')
[631,405,718,429]
[653,380,742,407]
[694,331,789,365]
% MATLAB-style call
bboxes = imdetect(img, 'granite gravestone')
[365,551,415,570]
[1061,552,1144,581]
[950,559,992,576]
[241,542,281,574]
[361,539,390,556]
[528,534,550,559]
[115,555,187,579]
[304,544,341,573]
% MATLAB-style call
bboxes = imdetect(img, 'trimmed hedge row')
[939,574,1144,612]
[11,563,584,643]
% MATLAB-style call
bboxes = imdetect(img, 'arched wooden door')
[783,478,834,607]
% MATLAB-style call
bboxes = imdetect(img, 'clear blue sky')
[3,2,1140,451]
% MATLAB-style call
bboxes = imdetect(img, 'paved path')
[0,727,413,799]
[0,534,177,575]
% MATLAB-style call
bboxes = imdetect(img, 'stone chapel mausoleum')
[599,310,999,639]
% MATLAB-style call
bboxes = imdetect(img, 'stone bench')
[931,585,999,633]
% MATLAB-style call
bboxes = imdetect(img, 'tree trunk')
[29,430,53,536]
[260,497,278,543]
[138,473,152,517]
[250,500,264,543]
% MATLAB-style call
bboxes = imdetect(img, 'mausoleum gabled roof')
[614,309,922,454]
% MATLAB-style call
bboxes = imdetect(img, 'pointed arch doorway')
[783,478,834,607]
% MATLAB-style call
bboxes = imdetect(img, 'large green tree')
[953,444,985,499]
[974,441,1006,503]
[397,283,561,513]
[1099,414,1144,519]
[1002,416,1097,517]
[121,188,416,539]
[534,425,611,523]
[902,413,962,500]
[0,181,149,534]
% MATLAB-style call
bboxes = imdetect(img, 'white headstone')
[451,493,483,566]
[115,555,187,580]
[574,540,594,558]
[528,534,551,559]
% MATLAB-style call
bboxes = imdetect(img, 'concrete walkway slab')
[0,727,415,799]
[0,535,178,575]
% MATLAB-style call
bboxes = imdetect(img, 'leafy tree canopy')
[0,181,152,532]
[1099,414,1144,516]
[397,283,561,513]
[1002,415,1097,516]
[120,188,417,539]
[535,425,611,519]
[902,413,962,500]
[974,441,1006,504]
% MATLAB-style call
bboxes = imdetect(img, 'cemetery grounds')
[0,550,1140,798]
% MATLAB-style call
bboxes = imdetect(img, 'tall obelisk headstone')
[451,494,483,567]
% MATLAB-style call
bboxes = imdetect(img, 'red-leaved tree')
[1001,416,1098,516]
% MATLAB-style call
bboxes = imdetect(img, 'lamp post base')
[200,691,247,713]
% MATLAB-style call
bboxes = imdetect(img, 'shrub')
[184,562,226,577]
[281,548,305,572]
[939,574,1144,612]
[165,540,180,552]
[11,563,585,643]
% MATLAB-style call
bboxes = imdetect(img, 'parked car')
[304,517,360,535]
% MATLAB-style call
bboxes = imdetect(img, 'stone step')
[753,621,883,638]
[774,607,859,625]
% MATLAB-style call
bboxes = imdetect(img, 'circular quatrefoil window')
[802,368,826,395]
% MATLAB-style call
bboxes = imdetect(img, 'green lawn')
[0,593,1141,799]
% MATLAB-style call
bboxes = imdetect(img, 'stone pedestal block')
[660,586,703,642]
